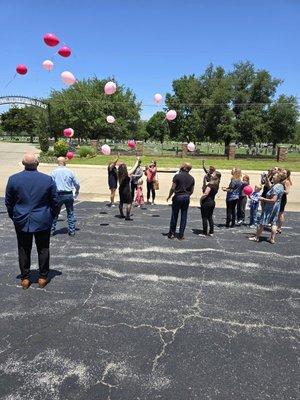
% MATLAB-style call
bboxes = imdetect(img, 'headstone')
[90,140,98,153]
[227,143,236,160]
[277,146,287,162]
[181,142,188,158]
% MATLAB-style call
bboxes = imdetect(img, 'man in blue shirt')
[5,153,58,289]
[51,157,80,236]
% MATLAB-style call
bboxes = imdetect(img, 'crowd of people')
[4,152,292,289]
[106,156,292,244]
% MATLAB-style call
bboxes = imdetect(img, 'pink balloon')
[61,71,76,85]
[154,93,163,103]
[101,144,111,155]
[104,81,117,95]
[127,139,136,149]
[63,128,74,138]
[42,60,54,72]
[166,110,177,121]
[243,185,253,196]
[187,142,195,152]
[106,115,115,124]
[66,151,74,160]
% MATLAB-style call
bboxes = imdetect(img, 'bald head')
[22,153,39,170]
[57,157,66,166]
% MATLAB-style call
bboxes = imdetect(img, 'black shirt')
[173,171,195,195]
[202,183,219,204]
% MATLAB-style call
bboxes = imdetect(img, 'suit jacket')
[5,169,59,232]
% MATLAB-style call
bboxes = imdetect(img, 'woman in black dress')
[200,172,221,236]
[118,157,140,220]
[107,154,119,206]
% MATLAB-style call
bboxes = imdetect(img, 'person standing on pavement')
[200,172,221,236]
[51,157,80,236]
[222,168,242,228]
[130,159,143,201]
[5,153,58,289]
[107,153,119,207]
[118,157,140,220]
[237,174,250,225]
[145,160,157,204]
[167,163,195,240]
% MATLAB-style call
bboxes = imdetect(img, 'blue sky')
[0,0,299,119]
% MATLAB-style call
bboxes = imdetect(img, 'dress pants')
[16,229,50,279]
[201,200,215,234]
[169,195,190,238]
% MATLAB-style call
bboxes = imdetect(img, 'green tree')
[230,61,282,146]
[293,122,300,145]
[1,107,34,140]
[267,95,299,148]
[48,78,141,141]
[146,112,169,144]
[165,65,235,150]
[0,106,48,143]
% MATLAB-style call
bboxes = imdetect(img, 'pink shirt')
[145,167,157,183]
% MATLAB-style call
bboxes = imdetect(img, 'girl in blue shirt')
[222,168,242,228]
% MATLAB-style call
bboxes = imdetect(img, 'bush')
[54,139,69,157]
[46,149,55,157]
[77,146,96,158]
[39,135,49,153]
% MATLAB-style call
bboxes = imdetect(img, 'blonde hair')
[232,168,242,180]
[180,162,192,172]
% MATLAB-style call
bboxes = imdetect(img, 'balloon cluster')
[16,33,72,77]
[14,32,179,156]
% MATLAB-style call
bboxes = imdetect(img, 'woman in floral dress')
[249,171,286,244]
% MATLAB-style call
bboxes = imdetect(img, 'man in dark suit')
[5,153,58,289]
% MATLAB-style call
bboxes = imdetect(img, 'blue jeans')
[169,195,190,238]
[52,194,76,234]
[250,202,259,225]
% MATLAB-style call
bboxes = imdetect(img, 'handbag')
[153,176,159,190]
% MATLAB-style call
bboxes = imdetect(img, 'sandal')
[249,236,259,242]
[268,239,276,244]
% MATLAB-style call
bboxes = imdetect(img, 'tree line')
[0,61,299,153]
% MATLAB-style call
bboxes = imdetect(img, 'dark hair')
[118,163,128,184]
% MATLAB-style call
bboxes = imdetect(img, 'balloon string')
[3,73,16,89]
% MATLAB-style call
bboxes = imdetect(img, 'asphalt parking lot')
[0,201,299,400]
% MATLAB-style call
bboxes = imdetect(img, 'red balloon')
[43,33,60,47]
[16,64,28,75]
[127,140,136,149]
[243,185,253,196]
[58,46,72,57]
[66,151,74,160]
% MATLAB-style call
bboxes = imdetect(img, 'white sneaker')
[249,225,256,229]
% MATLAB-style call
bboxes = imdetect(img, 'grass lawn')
[68,154,300,171]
